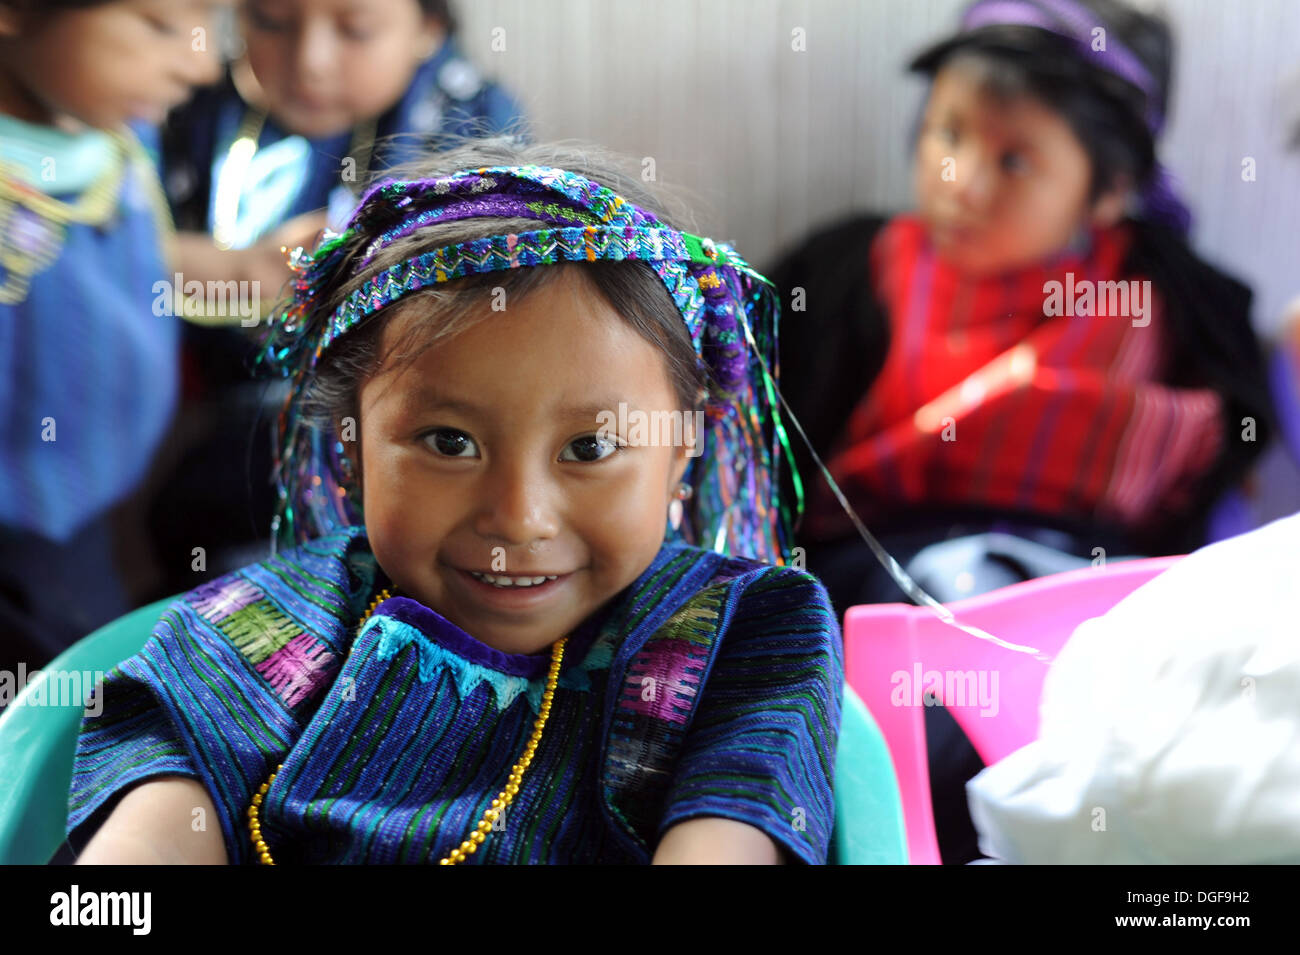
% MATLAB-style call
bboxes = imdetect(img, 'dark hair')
[912,0,1174,203]
[418,0,457,36]
[298,140,710,461]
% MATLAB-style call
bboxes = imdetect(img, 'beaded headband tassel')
[255,164,802,565]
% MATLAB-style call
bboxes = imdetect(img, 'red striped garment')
[807,214,1224,537]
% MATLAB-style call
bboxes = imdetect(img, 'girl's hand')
[170,210,330,326]
[652,817,786,865]
[244,211,330,308]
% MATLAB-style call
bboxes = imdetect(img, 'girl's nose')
[950,146,996,213]
[294,18,339,86]
[473,461,560,548]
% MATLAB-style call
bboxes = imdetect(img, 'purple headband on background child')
[256,165,801,565]
[923,0,1193,234]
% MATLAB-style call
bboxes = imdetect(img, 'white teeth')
[469,572,559,588]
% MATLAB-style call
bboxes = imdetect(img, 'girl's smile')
[453,567,574,612]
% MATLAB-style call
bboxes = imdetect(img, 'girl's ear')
[669,448,690,491]
[1089,176,1132,229]
[668,404,701,489]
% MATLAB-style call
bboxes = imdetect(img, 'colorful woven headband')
[913,0,1192,234]
[256,164,802,564]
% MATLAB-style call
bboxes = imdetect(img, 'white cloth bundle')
[967,511,1300,863]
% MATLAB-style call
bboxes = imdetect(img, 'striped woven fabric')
[807,214,1224,539]
[67,527,843,864]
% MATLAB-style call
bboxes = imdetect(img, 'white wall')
[455,0,1300,337]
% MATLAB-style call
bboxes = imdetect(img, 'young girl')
[770,0,1274,861]
[0,0,226,678]
[66,141,843,865]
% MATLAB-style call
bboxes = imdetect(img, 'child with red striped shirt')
[772,0,1275,862]
[777,0,1273,599]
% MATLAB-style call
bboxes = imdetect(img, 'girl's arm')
[652,818,785,865]
[171,234,292,317]
[76,776,229,865]
[651,567,844,865]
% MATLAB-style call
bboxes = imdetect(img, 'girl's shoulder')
[176,525,377,613]
[604,545,843,860]
[152,526,380,710]
[634,543,840,649]
[579,543,839,697]
[0,120,170,309]
[1120,218,1252,302]
[654,542,833,598]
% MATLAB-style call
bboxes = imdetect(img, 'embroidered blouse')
[67,527,843,863]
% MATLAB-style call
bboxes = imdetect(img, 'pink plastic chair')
[843,555,1181,864]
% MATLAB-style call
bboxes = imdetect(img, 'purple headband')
[255,165,802,564]
[965,0,1162,130]
[947,0,1193,234]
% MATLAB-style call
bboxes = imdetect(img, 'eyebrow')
[403,388,628,422]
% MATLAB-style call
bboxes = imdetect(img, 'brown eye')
[1001,151,1030,175]
[340,21,374,41]
[145,14,180,36]
[423,428,478,458]
[247,6,292,32]
[560,434,621,463]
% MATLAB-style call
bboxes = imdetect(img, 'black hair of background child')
[909,0,1173,205]
[419,0,457,35]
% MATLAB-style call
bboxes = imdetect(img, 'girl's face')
[913,60,1123,276]
[241,0,443,138]
[356,268,694,656]
[0,0,226,129]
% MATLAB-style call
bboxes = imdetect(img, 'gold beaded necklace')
[248,587,567,865]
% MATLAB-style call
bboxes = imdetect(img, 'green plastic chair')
[831,685,908,864]
[0,594,180,865]
[0,598,906,865]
